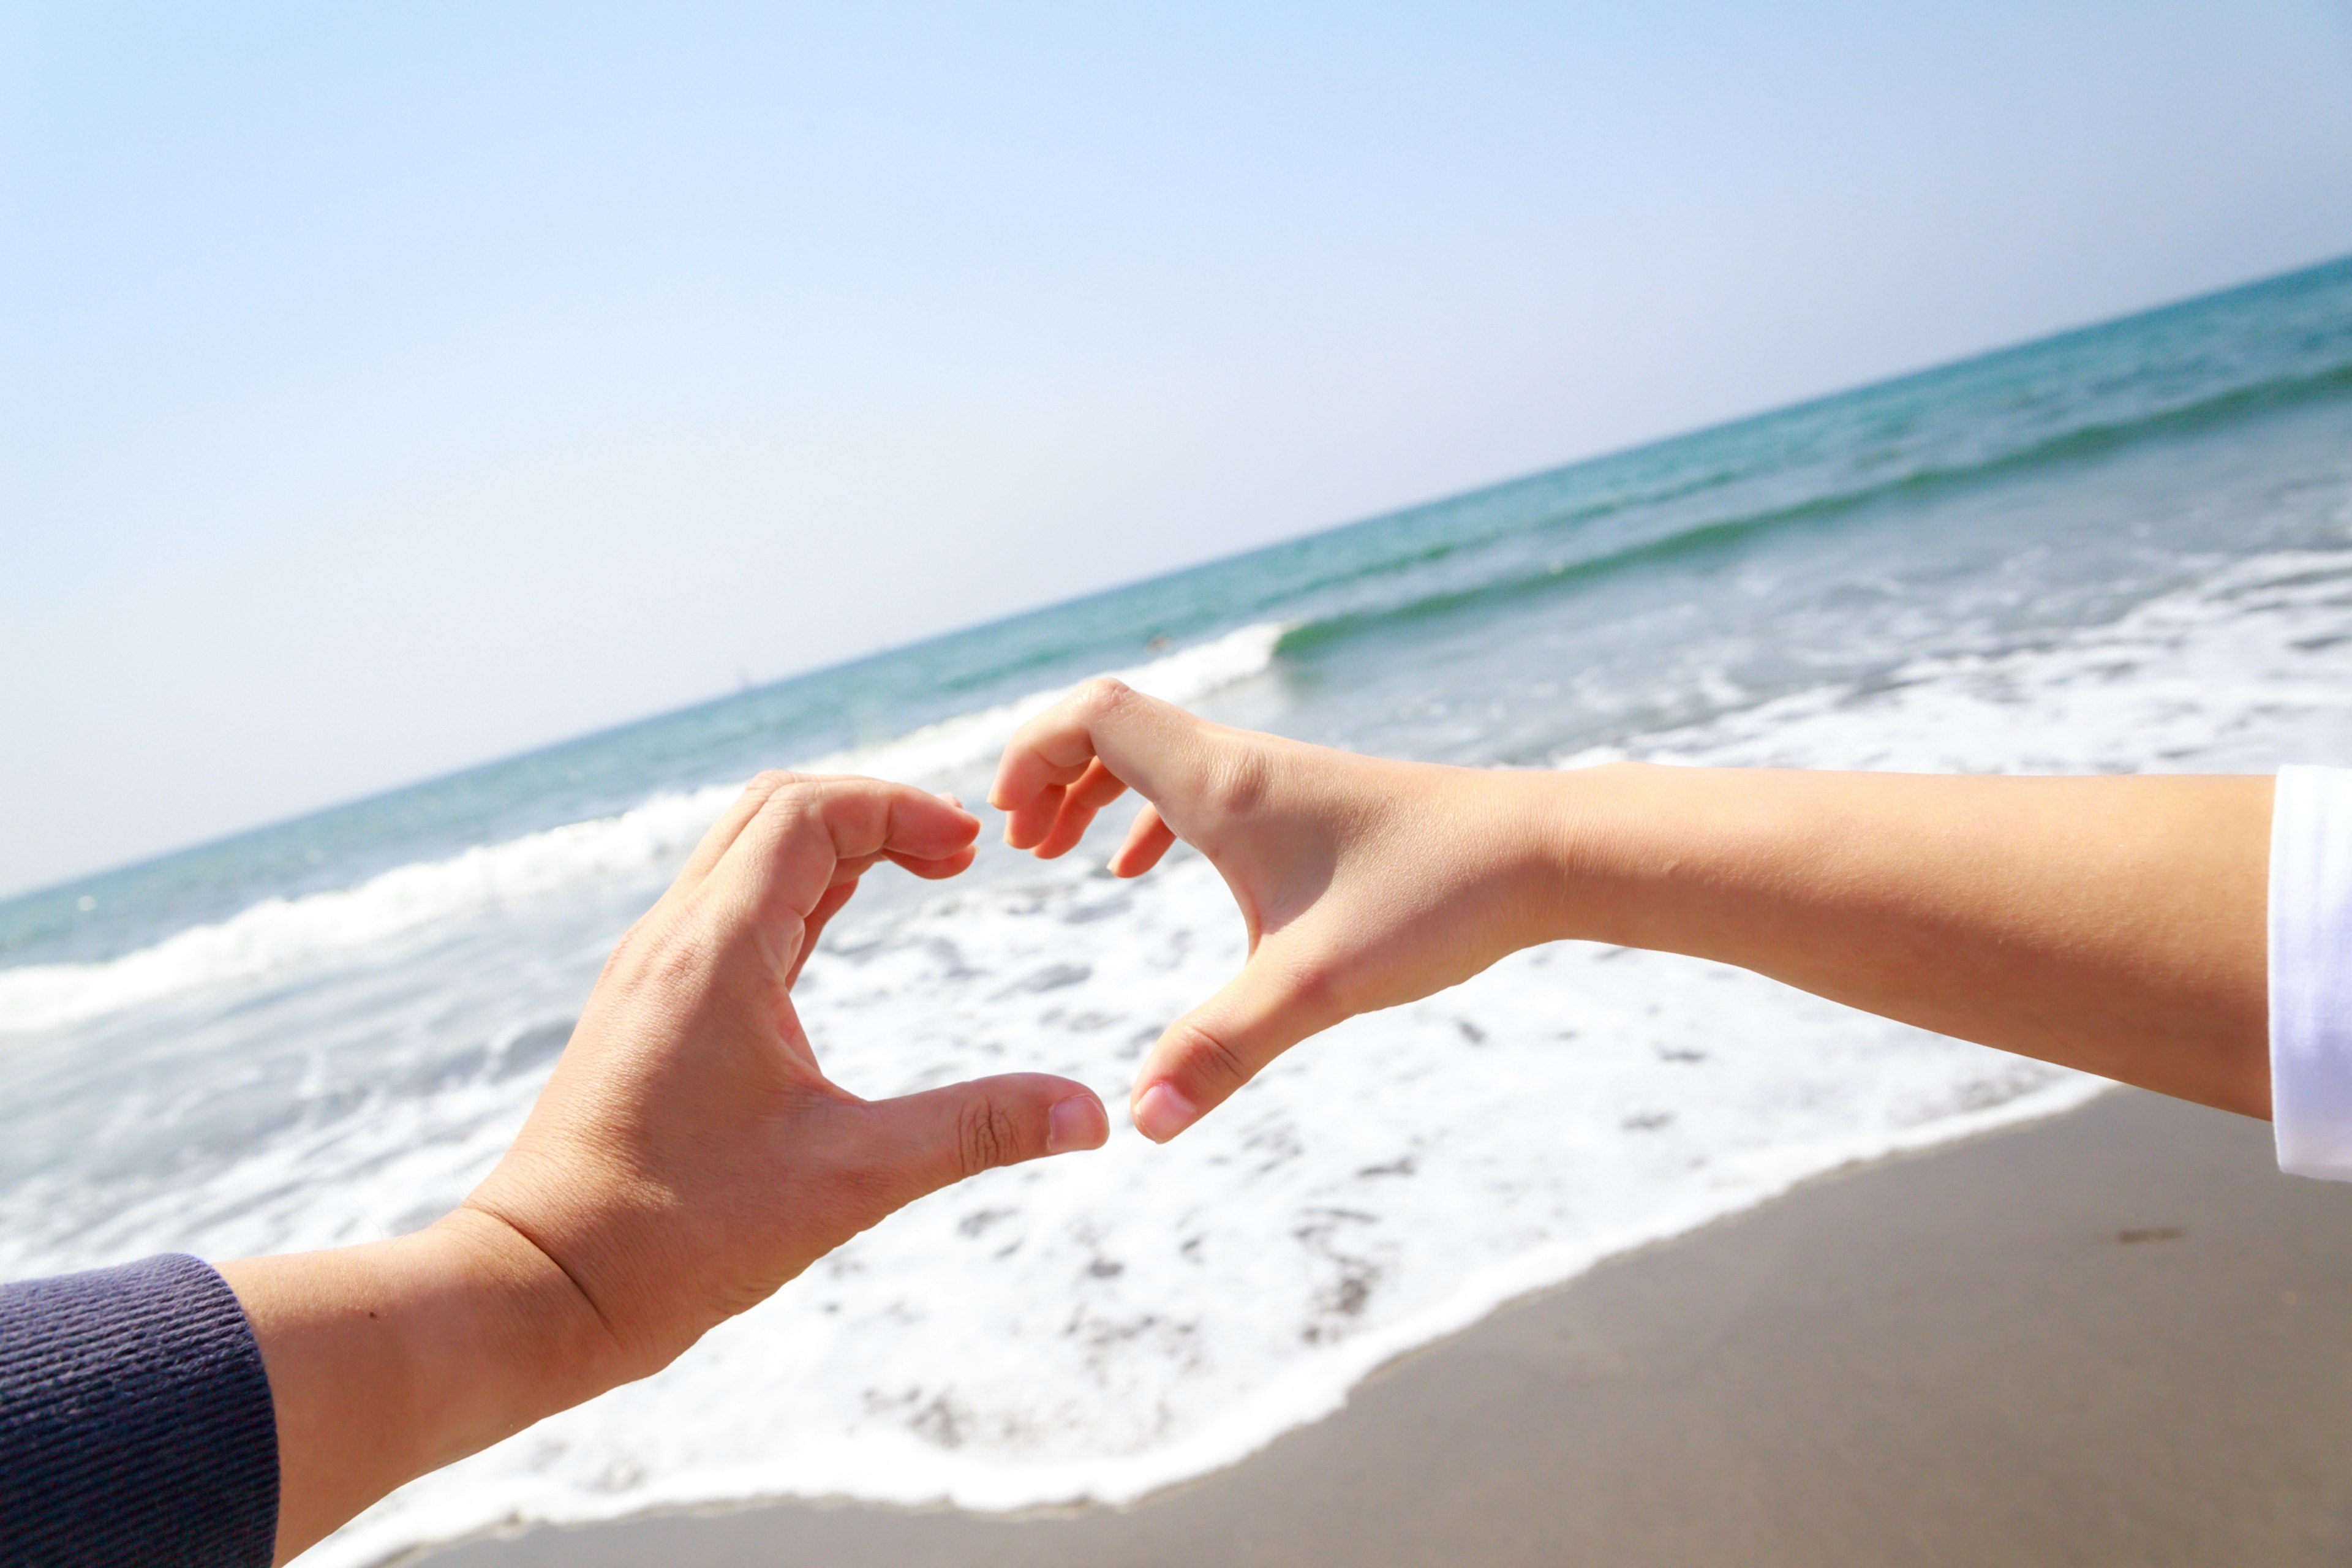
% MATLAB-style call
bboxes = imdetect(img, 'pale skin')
[216,774,1112,1563]
[989,679,2273,1142]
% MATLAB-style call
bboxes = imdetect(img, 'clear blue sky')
[4,1,2350,899]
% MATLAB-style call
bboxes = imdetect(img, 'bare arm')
[1544,766,2269,1116]
[990,680,2269,1141]
[218,774,1110,1562]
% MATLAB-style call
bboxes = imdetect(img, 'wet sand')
[402,1088,2352,1567]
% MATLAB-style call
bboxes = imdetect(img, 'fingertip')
[890,782,981,857]
[1106,804,1177,880]
[1002,796,1062,853]
[1130,1080,1200,1143]
[1046,1092,1110,1155]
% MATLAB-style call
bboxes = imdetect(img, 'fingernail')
[1131,1081,1200,1143]
[1047,1095,1107,1155]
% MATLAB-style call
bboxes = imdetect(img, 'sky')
[3,2,2351,900]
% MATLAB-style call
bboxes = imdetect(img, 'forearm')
[216,1208,620,1564]
[1528,765,2272,1117]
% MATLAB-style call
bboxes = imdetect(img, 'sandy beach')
[401,1087,2352,1567]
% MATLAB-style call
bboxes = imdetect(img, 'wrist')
[221,1212,625,1559]
[1491,761,1659,950]
[407,1209,629,1455]
[1437,764,1577,955]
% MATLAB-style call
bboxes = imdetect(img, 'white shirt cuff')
[2271,763,2352,1180]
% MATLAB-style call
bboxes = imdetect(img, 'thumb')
[1131,950,1344,1142]
[858,1073,1109,1206]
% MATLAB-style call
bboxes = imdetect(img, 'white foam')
[0,788,738,1043]
[792,620,1285,782]
[0,625,1283,1039]
[1600,548,2352,777]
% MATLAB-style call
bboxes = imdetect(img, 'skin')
[216,773,1111,1564]
[989,679,2272,1144]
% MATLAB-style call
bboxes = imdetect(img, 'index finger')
[989,679,1201,851]
[709,774,979,946]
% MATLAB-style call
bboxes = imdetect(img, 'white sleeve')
[2271,764,2352,1180]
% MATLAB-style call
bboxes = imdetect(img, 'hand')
[990,687,2275,1153]
[226,771,1111,1562]
[462,771,1113,1381]
[990,682,1554,1141]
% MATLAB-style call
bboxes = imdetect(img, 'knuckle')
[630,919,705,988]
[747,769,812,804]
[600,907,688,987]
[598,915,650,983]
[752,772,834,837]
[956,1095,1020,1177]
[1272,944,1359,1031]
[1197,746,1267,825]
[1275,951,1342,1014]
[1168,1017,1253,1091]
[1077,676,1134,714]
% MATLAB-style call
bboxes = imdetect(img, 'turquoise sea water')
[4,258,2350,1562]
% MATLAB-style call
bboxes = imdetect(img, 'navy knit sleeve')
[0,1254,279,1568]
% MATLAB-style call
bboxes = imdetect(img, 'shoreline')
[399,1087,2352,1566]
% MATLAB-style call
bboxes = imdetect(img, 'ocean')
[5,257,2351,1564]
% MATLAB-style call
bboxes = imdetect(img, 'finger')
[886,844,979,880]
[1031,759,1131,859]
[989,679,1200,839]
[1003,782,1068,853]
[1129,951,1344,1142]
[853,1073,1109,1208]
[788,877,862,987]
[1109,802,1178,877]
[832,842,975,884]
[783,842,975,990]
[708,775,979,945]
[673,773,802,897]
[827,850,884,886]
